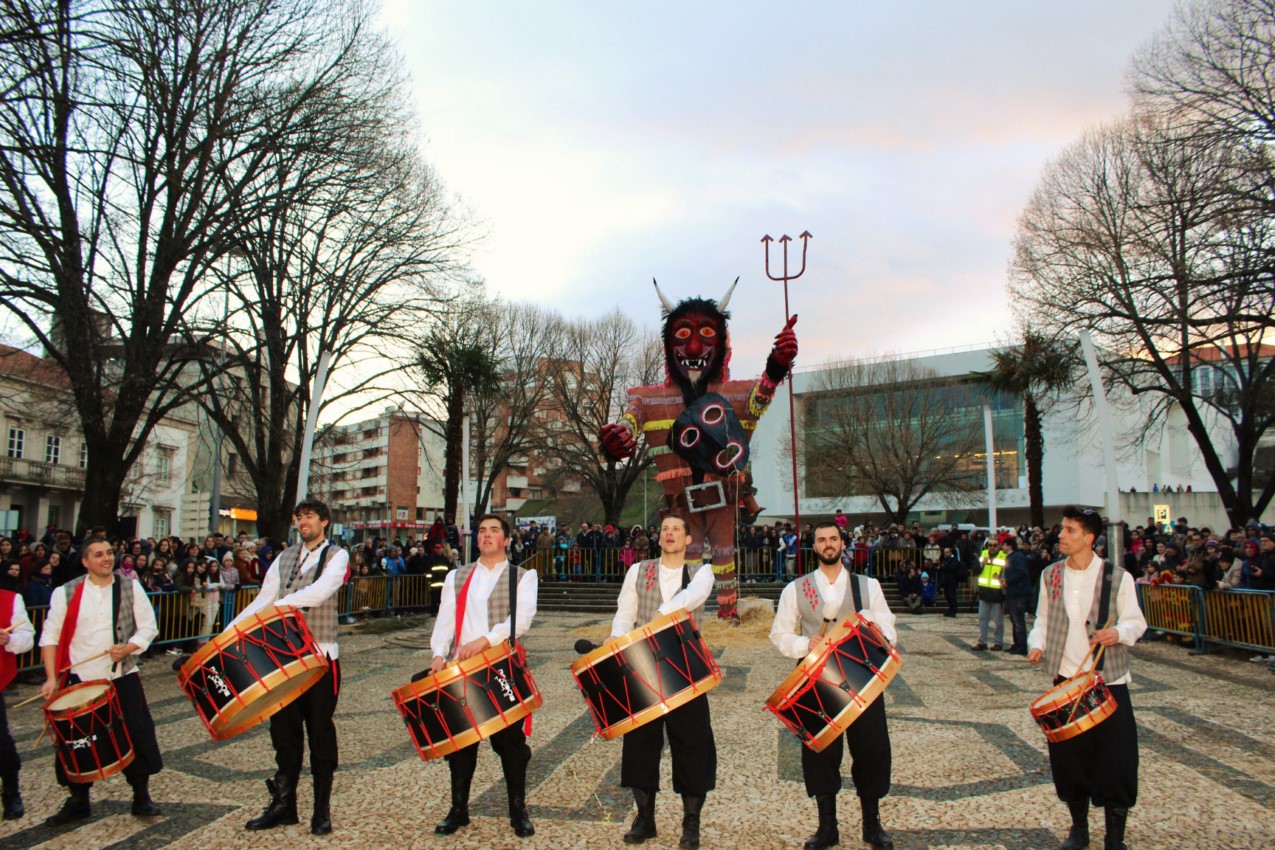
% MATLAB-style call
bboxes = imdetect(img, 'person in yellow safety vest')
[425,542,450,616]
[974,537,1007,651]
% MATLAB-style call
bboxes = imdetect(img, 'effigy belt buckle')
[685,481,726,513]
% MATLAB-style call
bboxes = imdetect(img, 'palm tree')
[972,330,1077,529]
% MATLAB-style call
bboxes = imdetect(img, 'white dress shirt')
[231,540,349,660]
[4,594,35,656]
[770,567,897,659]
[1027,551,1146,685]
[39,578,159,680]
[611,559,716,637]
[430,560,538,659]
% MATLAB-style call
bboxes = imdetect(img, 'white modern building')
[750,344,1274,530]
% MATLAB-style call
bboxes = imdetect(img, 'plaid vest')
[633,558,709,626]
[1040,559,1130,681]
[453,561,528,640]
[795,571,869,638]
[61,575,139,676]
[273,542,339,645]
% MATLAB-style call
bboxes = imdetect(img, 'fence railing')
[12,575,442,673]
[1135,583,1275,654]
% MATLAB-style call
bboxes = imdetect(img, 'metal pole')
[1079,331,1123,567]
[208,255,233,536]
[461,414,472,563]
[983,405,997,533]
[295,349,333,503]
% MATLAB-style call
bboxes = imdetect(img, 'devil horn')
[653,278,675,313]
[718,277,739,312]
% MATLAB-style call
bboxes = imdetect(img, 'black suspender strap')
[682,562,691,591]
[1095,560,1115,671]
[508,561,518,649]
[849,571,864,612]
[111,577,122,643]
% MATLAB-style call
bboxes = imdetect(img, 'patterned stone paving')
[0,609,1270,849]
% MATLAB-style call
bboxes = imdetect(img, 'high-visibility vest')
[976,548,1007,589]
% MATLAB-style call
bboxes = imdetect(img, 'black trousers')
[0,691,18,789]
[942,581,958,616]
[1006,596,1028,651]
[800,693,891,800]
[620,694,716,796]
[1048,680,1138,808]
[444,720,531,796]
[270,659,340,780]
[59,672,163,789]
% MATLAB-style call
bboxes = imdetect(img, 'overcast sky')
[380,1,1179,371]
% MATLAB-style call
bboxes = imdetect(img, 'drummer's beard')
[816,548,841,566]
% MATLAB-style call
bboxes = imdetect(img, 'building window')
[47,505,61,529]
[45,435,60,465]
[227,452,238,476]
[153,508,171,539]
[156,448,173,485]
[7,428,24,459]
[80,442,88,468]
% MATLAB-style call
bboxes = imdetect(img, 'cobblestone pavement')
[0,610,1270,850]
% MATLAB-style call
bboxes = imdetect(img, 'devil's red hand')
[600,423,637,459]
[770,314,799,369]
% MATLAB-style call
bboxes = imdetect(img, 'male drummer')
[769,520,896,850]
[39,536,163,826]
[234,499,349,835]
[0,577,35,819]
[609,514,716,849]
[1028,507,1146,850]
[428,513,538,838]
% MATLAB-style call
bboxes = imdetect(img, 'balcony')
[0,457,87,490]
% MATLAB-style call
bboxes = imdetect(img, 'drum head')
[47,682,112,712]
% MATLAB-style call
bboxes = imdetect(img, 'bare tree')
[0,0,391,533]
[1010,113,1275,521]
[466,302,563,519]
[537,310,662,525]
[802,356,986,524]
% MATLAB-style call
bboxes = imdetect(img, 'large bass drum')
[393,641,542,761]
[177,604,330,741]
[571,608,722,740]
[765,613,901,752]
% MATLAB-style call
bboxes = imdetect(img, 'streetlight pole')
[209,247,244,535]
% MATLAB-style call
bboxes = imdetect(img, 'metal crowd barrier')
[1136,583,1205,649]
[1199,588,1275,654]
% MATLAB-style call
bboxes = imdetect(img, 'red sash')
[56,581,87,688]
[453,566,478,658]
[0,590,16,692]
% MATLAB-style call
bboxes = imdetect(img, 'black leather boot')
[129,775,160,817]
[1,770,22,820]
[623,788,658,844]
[679,794,704,849]
[860,797,894,850]
[1104,807,1128,850]
[804,794,839,850]
[245,773,299,830]
[311,772,333,835]
[434,769,471,835]
[44,784,91,827]
[1060,800,1090,850]
[506,766,534,838]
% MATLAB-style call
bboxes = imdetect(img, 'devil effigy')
[600,279,798,620]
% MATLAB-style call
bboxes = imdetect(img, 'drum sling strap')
[850,571,864,613]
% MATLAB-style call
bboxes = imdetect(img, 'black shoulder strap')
[111,577,122,643]
[508,561,518,648]
[682,561,691,591]
[1096,560,1115,671]
[850,571,864,612]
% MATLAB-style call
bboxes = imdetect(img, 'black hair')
[294,499,331,525]
[1060,505,1104,540]
[476,513,510,537]
[811,519,840,536]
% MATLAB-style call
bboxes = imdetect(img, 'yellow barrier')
[1137,583,1202,644]
[1201,589,1275,653]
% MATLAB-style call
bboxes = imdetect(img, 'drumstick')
[31,723,47,750]
[11,692,46,709]
[58,649,113,674]
[1062,615,1116,726]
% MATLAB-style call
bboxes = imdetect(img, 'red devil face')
[669,310,724,387]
